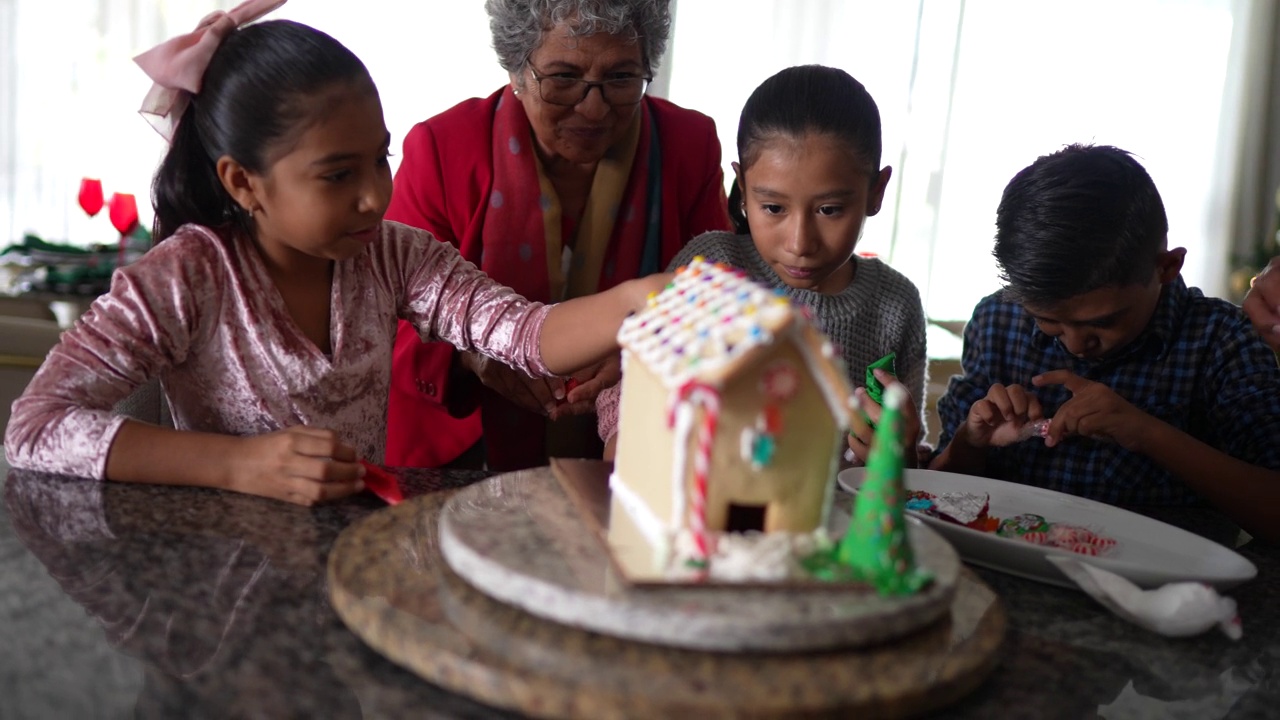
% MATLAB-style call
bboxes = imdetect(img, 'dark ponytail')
[150,20,372,241]
[151,104,247,241]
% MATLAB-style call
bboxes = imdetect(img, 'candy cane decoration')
[667,380,721,562]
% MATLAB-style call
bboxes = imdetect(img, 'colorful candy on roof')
[619,257,842,405]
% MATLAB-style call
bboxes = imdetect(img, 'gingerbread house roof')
[618,257,855,426]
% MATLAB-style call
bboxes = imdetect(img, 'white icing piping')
[609,472,666,548]
[669,401,693,528]
[884,381,907,410]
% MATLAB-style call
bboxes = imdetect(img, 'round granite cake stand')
[328,468,1007,720]
[437,461,962,652]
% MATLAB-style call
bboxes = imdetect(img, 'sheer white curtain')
[665,0,1269,323]
[3,0,1271,320]
[1,0,240,247]
[0,0,506,247]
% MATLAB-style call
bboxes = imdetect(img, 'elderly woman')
[386,0,731,470]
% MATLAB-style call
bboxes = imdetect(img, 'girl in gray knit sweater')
[599,65,928,465]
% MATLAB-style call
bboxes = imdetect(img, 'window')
[0,0,506,245]
[666,0,1261,321]
[1,0,1268,330]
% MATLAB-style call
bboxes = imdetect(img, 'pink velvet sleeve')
[3,238,207,479]
[393,224,551,378]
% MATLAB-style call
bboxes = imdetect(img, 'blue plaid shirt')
[937,277,1280,506]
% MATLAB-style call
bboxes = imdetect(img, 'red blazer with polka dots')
[384,87,731,470]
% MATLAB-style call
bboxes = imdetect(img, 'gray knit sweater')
[598,231,928,441]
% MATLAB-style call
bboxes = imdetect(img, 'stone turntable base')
[438,459,961,652]
[328,463,1007,719]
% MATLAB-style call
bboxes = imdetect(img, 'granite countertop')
[1,466,1276,719]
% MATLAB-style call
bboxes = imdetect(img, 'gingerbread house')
[608,258,855,579]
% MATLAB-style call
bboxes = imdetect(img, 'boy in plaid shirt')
[933,144,1280,542]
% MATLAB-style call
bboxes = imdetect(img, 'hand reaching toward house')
[460,350,570,417]
[550,352,621,421]
[847,369,922,467]
[1243,256,1280,352]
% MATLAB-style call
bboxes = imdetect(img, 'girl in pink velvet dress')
[2,5,664,507]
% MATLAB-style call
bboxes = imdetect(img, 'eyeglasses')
[528,65,652,106]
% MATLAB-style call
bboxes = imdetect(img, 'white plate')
[836,468,1257,590]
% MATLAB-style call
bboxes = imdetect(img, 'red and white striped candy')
[1068,542,1100,556]
[673,381,721,561]
[1021,531,1050,545]
[1087,535,1116,553]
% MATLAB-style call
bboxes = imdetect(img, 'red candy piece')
[1068,542,1100,556]
[360,461,403,505]
[966,516,1000,532]
[1021,531,1050,545]
[556,378,581,406]
[1088,535,1117,552]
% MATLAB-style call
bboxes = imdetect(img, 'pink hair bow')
[133,0,287,141]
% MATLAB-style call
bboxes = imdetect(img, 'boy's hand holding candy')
[553,353,621,420]
[930,382,1044,474]
[960,383,1046,449]
[1033,370,1150,451]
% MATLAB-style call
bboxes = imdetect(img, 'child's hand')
[847,369,922,466]
[1243,256,1280,352]
[551,352,621,420]
[1032,370,1149,450]
[232,427,365,506]
[962,383,1045,448]
[462,350,568,417]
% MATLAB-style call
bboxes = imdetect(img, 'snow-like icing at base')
[666,528,836,582]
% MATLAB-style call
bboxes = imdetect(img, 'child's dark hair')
[729,64,882,233]
[152,20,372,241]
[994,144,1169,306]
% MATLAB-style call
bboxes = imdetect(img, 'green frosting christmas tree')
[837,382,932,595]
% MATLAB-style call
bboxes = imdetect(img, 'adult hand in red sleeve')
[551,352,622,420]
[1033,371,1149,451]
[1243,256,1280,352]
[459,350,567,418]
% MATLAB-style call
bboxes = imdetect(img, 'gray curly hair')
[486,0,671,78]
